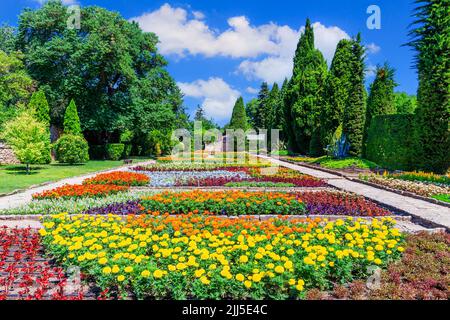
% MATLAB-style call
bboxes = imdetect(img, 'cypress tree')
[321,39,353,148]
[364,63,397,154]
[409,0,450,173]
[63,99,82,135]
[285,18,328,155]
[229,97,248,130]
[29,89,50,126]
[267,82,280,130]
[343,34,366,157]
[255,82,270,130]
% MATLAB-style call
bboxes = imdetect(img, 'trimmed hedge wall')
[366,114,414,170]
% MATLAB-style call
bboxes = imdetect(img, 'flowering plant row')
[388,171,450,186]
[140,190,306,216]
[32,184,129,200]
[0,227,83,300]
[360,174,450,197]
[40,213,405,300]
[83,172,150,187]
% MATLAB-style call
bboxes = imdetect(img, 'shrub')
[106,143,125,161]
[63,99,82,135]
[54,134,89,164]
[365,114,414,170]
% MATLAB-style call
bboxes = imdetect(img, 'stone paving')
[259,155,450,231]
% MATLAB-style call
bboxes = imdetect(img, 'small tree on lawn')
[63,99,82,135]
[229,97,249,131]
[1,110,51,173]
[29,89,50,126]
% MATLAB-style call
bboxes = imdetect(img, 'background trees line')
[228,1,448,174]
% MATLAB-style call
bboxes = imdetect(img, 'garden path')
[0,160,155,211]
[259,155,450,230]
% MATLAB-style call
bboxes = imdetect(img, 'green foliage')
[0,111,51,171]
[145,130,174,157]
[431,194,450,203]
[106,143,125,161]
[63,99,82,135]
[254,82,270,129]
[394,92,417,114]
[364,63,397,154]
[343,34,366,157]
[284,19,328,155]
[321,39,353,148]
[0,50,33,125]
[365,114,415,170]
[54,134,89,164]
[409,0,450,174]
[16,1,182,142]
[245,98,258,129]
[228,97,249,130]
[28,89,50,125]
[0,24,16,54]
[315,157,378,170]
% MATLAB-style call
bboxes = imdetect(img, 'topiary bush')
[106,143,125,161]
[54,134,89,164]
[365,114,414,170]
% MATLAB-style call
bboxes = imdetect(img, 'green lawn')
[314,157,379,170]
[431,194,450,203]
[0,159,150,194]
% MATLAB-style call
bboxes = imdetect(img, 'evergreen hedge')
[366,114,414,170]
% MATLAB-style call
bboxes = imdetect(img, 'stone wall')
[0,141,20,165]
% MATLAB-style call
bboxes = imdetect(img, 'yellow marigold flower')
[374,258,382,265]
[286,249,295,256]
[253,274,262,282]
[375,245,384,251]
[329,261,335,267]
[288,279,296,286]
[397,246,404,252]
[195,269,205,278]
[303,257,315,265]
[141,270,151,278]
[239,255,248,263]
[117,275,125,282]
[255,253,263,259]
[102,267,112,274]
[153,269,164,278]
[124,266,133,273]
[296,284,304,291]
[244,280,252,288]
[284,260,293,269]
[200,276,210,285]
[112,265,120,274]
[236,274,245,281]
[274,266,285,274]
[168,264,176,271]
[98,257,108,265]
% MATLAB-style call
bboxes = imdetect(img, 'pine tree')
[29,90,50,125]
[285,18,328,154]
[255,82,270,130]
[228,97,248,130]
[194,105,206,121]
[321,39,353,148]
[364,63,397,154]
[343,34,366,157]
[409,0,450,173]
[63,99,82,135]
[245,99,258,129]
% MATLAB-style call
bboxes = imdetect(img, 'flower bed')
[83,172,150,186]
[360,175,450,197]
[40,213,404,300]
[0,227,83,300]
[82,201,143,216]
[225,181,296,188]
[32,184,129,200]
[299,192,391,217]
[140,190,306,216]
[389,171,450,186]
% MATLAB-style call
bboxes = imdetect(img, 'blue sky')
[2,0,419,125]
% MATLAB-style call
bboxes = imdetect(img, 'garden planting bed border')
[130,186,336,192]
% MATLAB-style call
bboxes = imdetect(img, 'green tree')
[284,18,328,155]
[254,82,270,130]
[228,97,249,131]
[16,1,182,143]
[63,99,82,135]
[0,24,16,54]
[54,134,89,164]
[394,92,417,114]
[267,83,280,130]
[245,98,258,129]
[343,34,366,157]
[29,89,50,125]
[1,110,51,173]
[0,50,34,125]
[321,39,353,148]
[408,0,450,173]
[364,63,397,154]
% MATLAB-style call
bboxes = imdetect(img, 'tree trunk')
[26,163,30,175]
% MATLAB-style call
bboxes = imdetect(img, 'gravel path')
[0,160,155,211]
[259,155,450,231]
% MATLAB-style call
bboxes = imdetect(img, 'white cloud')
[238,22,350,83]
[192,11,205,20]
[178,78,240,121]
[367,64,377,77]
[366,43,381,54]
[246,87,259,94]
